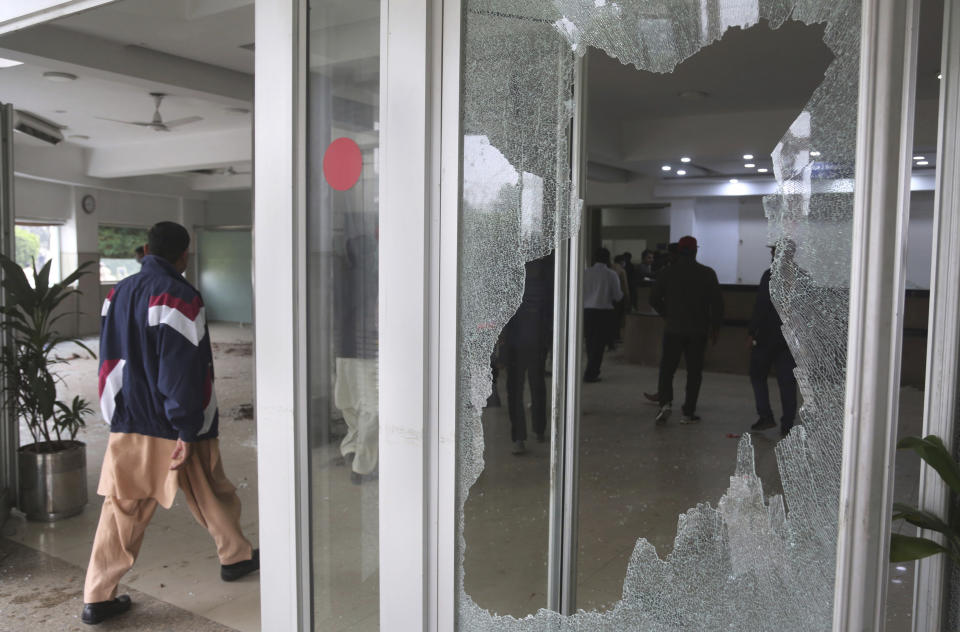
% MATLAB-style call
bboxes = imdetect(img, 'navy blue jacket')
[98,255,218,442]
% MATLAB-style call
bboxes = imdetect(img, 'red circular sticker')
[323,137,363,191]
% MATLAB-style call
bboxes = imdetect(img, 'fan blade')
[95,117,156,127]
[162,116,203,129]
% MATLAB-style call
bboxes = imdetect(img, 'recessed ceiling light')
[744,163,755,168]
[69,134,90,140]
[917,161,929,166]
[54,109,68,114]
[678,90,709,100]
[742,154,753,160]
[226,107,250,114]
[676,170,687,176]
[0,57,23,68]
[758,168,769,173]
[661,165,671,171]
[810,150,821,157]
[913,155,925,161]
[43,71,77,82]
[938,73,942,80]
[680,156,691,163]
[729,178,739,184]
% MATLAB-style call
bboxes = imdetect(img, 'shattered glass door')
[455,0,862,629]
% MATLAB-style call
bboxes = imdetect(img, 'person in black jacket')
[649,236,723,424]
[502,254,554,455]
[748,246,798,437]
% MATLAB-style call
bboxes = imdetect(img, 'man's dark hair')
[622,251,632,261]
[593,247,611,265]
[134,245,145,257]
[148,222,190,264]
[613,254,625,264]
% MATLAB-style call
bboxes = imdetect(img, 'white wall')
[597,192,934,289]
[737,198,772,284]
[906,192,933,290]
[692,198,739,284]
[205,189,253,226]
[13,143,214,334]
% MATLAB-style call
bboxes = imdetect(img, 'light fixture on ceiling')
[676,170,687,176]
[661,165,671,171]
[917,161,929,166]
[69,134,90,140]
[680,156,691,163]
[678,90,709,100]
[54,109,68,114]
[742,154,753,160]
[913,155,925,161]
[938,73,942,80]
[226,107,251,114]
[0,57,23,68]
[43,71,77,82]
[729,178,739,184]
[810,150,821,157]
[758,168,769,173]
[744,163,755,168]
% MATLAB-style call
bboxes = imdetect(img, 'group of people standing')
[495,236,799,457]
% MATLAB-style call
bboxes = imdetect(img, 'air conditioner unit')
[13,110,63,145]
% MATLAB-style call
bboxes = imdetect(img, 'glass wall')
[306,1,380,630]
[455,1,863,629]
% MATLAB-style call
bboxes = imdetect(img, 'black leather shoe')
[221,548,260,582]
[81,594,131,625]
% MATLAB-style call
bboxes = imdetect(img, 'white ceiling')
[0,59,251,148]
[54,0,256,74]
[0,0,947,190]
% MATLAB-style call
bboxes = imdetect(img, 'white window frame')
[0,0,954,629]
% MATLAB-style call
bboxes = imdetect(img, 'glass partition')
[306,1,381,630]
[455,0,863,629]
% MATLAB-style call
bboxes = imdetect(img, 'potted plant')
[890,434,960,564]
[0,255,95,521]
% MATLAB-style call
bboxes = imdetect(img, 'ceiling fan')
[98,92,202,132]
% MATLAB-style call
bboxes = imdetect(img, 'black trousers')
[504,345,547,441]
[750,343,798,430]
[657,333,708,416]
[583,308,615,380]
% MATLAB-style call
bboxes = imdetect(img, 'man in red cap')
[649,235,723,424]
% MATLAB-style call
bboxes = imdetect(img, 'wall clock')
[81,194,96,214]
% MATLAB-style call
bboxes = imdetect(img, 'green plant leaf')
[892,502,954,534]
[898,435,960,495]
[890,533,950,563]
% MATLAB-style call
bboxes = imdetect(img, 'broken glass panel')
[457,0,861,629]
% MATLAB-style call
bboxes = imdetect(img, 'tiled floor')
[4,324,260,631]
[2,326,923,630]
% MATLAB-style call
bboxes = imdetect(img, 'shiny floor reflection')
[464,347,921,630]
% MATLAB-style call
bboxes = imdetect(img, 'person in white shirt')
[582,247,623,382]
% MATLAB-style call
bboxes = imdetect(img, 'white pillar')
[832,0,921,629]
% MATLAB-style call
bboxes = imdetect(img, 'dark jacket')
[99,255,218,442]
[502,255,554,351]
[649,256,723,336]
[748,268,787,348]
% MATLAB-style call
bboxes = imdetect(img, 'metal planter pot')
[18,440,88,521]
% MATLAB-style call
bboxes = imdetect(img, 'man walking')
[502,254,553,454]
[82,222,258,625]
[583,247,623,382]
[748,247,798,437]
[649,235,723,424]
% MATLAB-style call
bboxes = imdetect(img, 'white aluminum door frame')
[913,2,960,629]
[258,0,443,628]
[833,0,921,629]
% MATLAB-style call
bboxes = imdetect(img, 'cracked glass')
[456,0,862,629]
